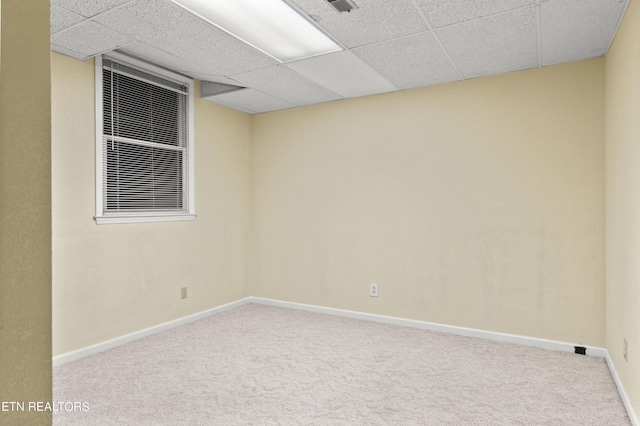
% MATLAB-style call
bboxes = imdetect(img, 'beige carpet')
[53,303,630,425]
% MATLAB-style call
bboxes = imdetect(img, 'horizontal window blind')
[102,58,189,213]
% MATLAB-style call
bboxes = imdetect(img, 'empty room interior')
[1,0,640,424]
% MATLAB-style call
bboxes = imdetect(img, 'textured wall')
[51,53,251,355]
[605,0,640,418]
[0,1,52,425]
[251,59,605,346]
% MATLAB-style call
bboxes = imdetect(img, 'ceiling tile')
[289,0,427,48]
[180,28,277,77]
[204,89,297,115]
[201,82,245,97]
[116,42,239,85]
[232,65,343,106]
[51,0,133,18]
[437,7,537,79]
[415,0,535,28]
[353,31,460,89]
[95,0,276,76]
[285,51,397,98]
[541,0,627,67]
[117,42,208,74]
[49,0,630,114]
[188,73,243,86]
[91,0,160,40]
[51,5,84,34]
[51,21,133,59]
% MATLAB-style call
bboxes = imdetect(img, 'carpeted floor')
[53,303,630,425]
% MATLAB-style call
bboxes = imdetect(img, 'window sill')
[94,214,196,225]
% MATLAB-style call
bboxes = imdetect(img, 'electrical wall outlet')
[181,287,188,299]
[370,283,379,297]
[623,338,628,362]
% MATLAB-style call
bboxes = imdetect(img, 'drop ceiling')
[51,0,629,114]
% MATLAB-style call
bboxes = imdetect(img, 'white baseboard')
[52,296,606,366]
[605,351,639,426]
[52,297,252,367]
[250,297,607,357]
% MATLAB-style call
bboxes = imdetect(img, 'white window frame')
[94,52,196,224]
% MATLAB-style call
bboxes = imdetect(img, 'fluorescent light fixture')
[171,0,342,63]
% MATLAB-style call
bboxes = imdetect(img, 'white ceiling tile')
[51,5,84,34]
[189,73,243,86]
[353,31,461,89]
[117,42,207,74]
[91,0,159,39]
[415,0,535,28]
[51,44,86,60]
[201,82,245,97]
[93,0,198,45]
[51,21,133,59]
[289,0,427,48]
[232,66,343,106]
[51,0,133,18]
[204,89,297,115]
[541,0,628,67]
[49,0,629,114]
[116,42,238,85]
[95,0,276,76]
[178,29,276,77]
[437,7,537,79]
[285,51,397,98]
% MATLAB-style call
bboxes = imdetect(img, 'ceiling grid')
[50,0,629,114]
[408,0,464,81]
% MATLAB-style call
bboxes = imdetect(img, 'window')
[95,53,195,224]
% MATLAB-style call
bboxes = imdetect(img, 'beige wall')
[605,0,640,416]
[0,1,52,425]
[52,42,610,376]
[251,59,606,346]
[52,53,251,355]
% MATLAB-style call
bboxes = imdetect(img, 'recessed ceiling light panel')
[171,0,342,63]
